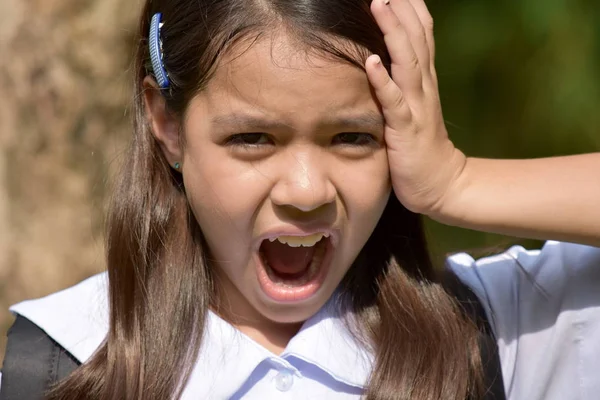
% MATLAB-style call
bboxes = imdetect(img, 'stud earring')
[174,162,181,170]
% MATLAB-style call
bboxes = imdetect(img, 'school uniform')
[1,241,599,399]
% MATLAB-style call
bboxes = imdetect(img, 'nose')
[270,150,336,212]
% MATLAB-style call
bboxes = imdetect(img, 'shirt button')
[274,370,293,392]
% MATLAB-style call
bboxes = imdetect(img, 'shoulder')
[8,272,109,364]
[447,241,600,333]
[448,240,599,280]
[1,315,81,398]
[447,241,600,400]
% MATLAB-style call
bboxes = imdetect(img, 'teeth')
[270,232,328,247]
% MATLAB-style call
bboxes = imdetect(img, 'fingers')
[370,0,423,96]
[406,0,435,64]
[371,0,438,92]
[366,0,440,133]
[389,0,430,79]
[365,55,413,133]
[406,0,437,85]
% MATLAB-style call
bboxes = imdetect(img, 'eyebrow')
[210,111,384,132]
[320,111,384,132]
[211,114,292,131]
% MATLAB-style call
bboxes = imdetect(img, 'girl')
[1,0,599,399]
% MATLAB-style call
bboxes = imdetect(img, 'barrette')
[149,13,170,89]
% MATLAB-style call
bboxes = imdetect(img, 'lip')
[253,225,340,251]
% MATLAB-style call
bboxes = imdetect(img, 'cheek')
[181,151,270,262]
[335,151,391,255]
[337,150,391,213]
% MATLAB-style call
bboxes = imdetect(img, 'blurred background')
[0,0,598,363]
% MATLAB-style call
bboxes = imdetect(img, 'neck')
[210,280,304,354]
[235,318,303,355]
[212,304,303,354]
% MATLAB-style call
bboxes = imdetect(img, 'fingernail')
[383,0,390,4]
[373,55,382,65]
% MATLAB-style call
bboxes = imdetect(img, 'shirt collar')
[10,273,373,396]
[9,273,110,363]
[282,298,373,388]
[187,296,374,397]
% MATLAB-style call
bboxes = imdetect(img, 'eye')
[332,132,377,146]
[225,133,273,147]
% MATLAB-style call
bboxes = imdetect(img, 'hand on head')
[366,0,466,216]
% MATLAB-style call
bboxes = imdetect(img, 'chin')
[253,291,331,324]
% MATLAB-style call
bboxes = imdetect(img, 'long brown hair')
[48,0,484,399]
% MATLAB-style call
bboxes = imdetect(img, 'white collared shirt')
[449,241,600,400]
[2,273,372,399]
[1,241,600,399]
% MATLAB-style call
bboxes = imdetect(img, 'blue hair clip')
[149,13,170,89]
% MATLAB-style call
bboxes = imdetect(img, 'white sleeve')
[447,241,600,400]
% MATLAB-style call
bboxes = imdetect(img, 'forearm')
[433,153,600,246]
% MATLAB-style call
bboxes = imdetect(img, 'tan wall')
[0,0,139,363]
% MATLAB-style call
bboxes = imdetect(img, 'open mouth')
[255,232,333,302]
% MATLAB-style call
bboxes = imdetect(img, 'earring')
[174,162,181,170]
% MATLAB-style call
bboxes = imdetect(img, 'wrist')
[427,152,471,225]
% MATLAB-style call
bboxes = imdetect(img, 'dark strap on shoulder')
[1,315,81,400]
[443,271,506,400]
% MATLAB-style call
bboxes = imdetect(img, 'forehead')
[194,33,378,123]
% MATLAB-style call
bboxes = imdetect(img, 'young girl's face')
[177,34,390,325]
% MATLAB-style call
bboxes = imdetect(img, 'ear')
[143,76,182,167]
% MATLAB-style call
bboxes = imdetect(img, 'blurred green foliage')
[423,0,599,258]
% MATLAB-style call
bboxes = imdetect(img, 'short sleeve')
[447,241,600,400]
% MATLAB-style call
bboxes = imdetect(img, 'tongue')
[261,240,316,275]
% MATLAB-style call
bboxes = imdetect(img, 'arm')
[366,0,599,246]
[434,154,600,246]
